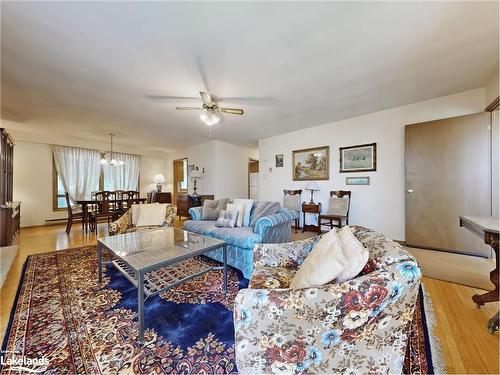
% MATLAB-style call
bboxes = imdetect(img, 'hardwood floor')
[1,223,498,373]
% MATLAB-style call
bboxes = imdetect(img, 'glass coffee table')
[97,227,227,341]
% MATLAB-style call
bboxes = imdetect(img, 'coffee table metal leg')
[98,242,103,284]
[223,245,228,294]
[138,271,145,341]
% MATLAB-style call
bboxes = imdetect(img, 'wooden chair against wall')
[64,192,85,235]
[283,189,302,233]
[318,190,351,233]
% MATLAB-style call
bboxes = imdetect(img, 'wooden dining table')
[75,197,147,231]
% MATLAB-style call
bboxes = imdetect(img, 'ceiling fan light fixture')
[199,108,220,126]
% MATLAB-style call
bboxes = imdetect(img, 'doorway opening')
[248,159,259,199]
[173,158,188,203]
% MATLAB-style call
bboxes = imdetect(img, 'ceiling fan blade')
[200,91,217,105]
[220,107,244,115]
[146,95,199,102]
[220,96,276,105]
[175,106,202,111]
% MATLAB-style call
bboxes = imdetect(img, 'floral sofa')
[233,226,421,374]
[184,205,298,279]
[109,204,177,235]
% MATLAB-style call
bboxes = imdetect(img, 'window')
[180,158,188,190]
[53,151,141,211]
[53,169,67,210]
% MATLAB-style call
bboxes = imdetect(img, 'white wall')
[485,68,499,106]
[166,140,258,199]
[139,156,168,196]
[13,142,67,227]
[13,141,168,227]
[214,141,259,199]
[166,141,217,196]
[259,88,486,241]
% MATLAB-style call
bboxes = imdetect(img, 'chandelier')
[100,133,125,166]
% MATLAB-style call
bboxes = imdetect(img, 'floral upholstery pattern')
[234,226,421,374]
[249,266,297,289]
[109,204,177,236]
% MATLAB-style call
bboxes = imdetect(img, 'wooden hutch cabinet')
[1,128,20,247]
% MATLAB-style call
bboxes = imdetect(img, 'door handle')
[407,189,414,194]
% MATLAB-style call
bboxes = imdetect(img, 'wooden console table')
[459,215,499,333]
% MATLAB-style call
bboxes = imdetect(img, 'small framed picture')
[346,176,370,185]
[340,143,376,173]
[275,154,284,167]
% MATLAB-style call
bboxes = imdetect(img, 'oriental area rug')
[1,246,444,374]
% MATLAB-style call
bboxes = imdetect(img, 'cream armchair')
[233,226,421,374]
[108,203,176,236]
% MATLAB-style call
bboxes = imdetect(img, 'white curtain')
[53,145,101,202]
[102,152,140,191]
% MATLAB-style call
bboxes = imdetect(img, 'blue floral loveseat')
[184,204,298,278]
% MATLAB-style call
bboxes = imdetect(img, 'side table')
[302,203,321,233]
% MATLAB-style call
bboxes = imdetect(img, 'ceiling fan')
[149,91,244,126]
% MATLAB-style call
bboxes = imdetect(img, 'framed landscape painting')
[292,146,329,181]
[339,143,377,173]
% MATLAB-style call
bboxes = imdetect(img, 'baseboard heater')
[45,218,70,226]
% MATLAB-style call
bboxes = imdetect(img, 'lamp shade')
[153,174,166,183]
[305,182,320,191]
[190,169,202,179]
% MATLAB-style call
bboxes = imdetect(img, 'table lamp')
[153,174,166,192]
[305,182,320,204]
[189,168,202,196]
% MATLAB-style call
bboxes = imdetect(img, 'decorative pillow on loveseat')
[201,198,230,221]
[135,203,168,227]
[290,229,348,289]
[215,207,238,228]
[334,225,369,282]
[290,226,369,288]
[249,201,280,227]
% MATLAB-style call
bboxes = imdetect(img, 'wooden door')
[173,158,187,203]
[405,112,492,257]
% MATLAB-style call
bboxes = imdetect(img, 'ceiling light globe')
[200,109,220,126]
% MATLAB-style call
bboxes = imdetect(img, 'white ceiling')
[1,1,498,156]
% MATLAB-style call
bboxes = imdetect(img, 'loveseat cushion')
[183,220,218,236]
[183,220,263,249]
[249,266,297,289]
[210,226,263,249]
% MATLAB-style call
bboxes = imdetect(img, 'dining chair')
[283,189,302,233]
[64,192,85,235]
[89,191,116,233]
[318,190,351,233]
[120,190,140,214]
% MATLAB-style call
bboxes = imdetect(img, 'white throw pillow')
[334,226,369,282]
[233,198,254,226]
[135,204,167,227]
[131,203,155,225]
[290,229,348,289]
[227,203,245,227]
